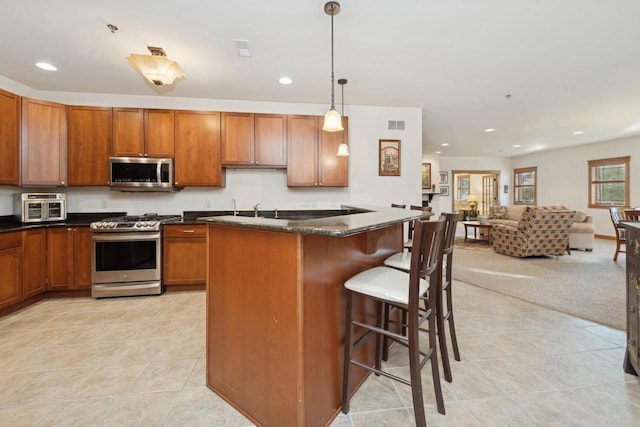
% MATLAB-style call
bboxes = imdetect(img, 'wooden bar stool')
[341,219,447,425]
[383,212,460,383]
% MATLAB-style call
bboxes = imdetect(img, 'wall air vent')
[387,120,406,130]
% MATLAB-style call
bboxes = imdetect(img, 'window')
[513,167,536,205]
[588,156,629,208]
[456,174,470,200]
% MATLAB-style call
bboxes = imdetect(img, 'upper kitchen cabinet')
[67,105,112,186]
[112,108,175,157]
[0,89,20,185]
[21,97,67,186]
[221,112,287,167]
[287,115,348,187]
[174,110,225,187]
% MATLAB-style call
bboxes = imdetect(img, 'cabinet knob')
[630,306,637,313]
[139,153,144,157]
[60,181,65,185]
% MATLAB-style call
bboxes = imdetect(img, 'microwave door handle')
[43,201,49,220]
[157,162,162,183]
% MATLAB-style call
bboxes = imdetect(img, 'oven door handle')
[92,232,161,242]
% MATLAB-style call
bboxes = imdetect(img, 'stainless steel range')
[90,213,181,298]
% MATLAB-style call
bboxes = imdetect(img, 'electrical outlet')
[205,200,212,208]
[101,200,107,208]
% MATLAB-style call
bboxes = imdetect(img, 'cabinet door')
[0,88,20,185]
[47,227,73,291]
[255,114,287,167]
[67,106,112,186]
[287,115,319,187]
[22,229,47,299]
[0,232,22,309]
[175,110,224,187]
[113,108,145,157]
[144,109,175,157]
[163,225,207,286]
[221,112,254,165]
[72,227,93,289]
[319,116,348,187]
[21,97,67,186]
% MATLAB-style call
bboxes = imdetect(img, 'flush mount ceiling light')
[322,1,343,132]
[484,128,495,133]
[337,78,349,156]
[279,76,293,85]
[127,46,185,87]
[35,62,57,71]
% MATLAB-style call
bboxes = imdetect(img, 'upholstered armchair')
[492,206,576,257]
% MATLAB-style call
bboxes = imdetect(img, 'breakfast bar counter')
[202,205,424,426]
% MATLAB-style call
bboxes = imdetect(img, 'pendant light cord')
[330,5,336,109]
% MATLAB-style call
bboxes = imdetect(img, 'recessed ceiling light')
[35,62,57,71]
[441,143,449,146]
[435,151,441,154]
[573,130,584,135]
[513,144,521,148]
[484,128,495,133]
[279,76,292,85]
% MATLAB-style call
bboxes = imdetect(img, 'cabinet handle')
[630,306,637,313]
[182,230,195,233]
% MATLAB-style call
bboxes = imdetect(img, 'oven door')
[92,231,161,284]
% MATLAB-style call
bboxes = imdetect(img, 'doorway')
[451,170,500,217]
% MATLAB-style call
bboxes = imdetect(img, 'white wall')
[0,76,423,216]
[511,135,640,238]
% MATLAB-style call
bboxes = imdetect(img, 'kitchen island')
[202,205,426,427]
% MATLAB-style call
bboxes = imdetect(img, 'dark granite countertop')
[198,204,430,237]
[0,212,127,234]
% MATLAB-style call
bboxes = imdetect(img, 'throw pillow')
[489,206,508,219]
[574,210,587,222]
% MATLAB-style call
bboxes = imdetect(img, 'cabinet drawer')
[164,224,206,238]
[0,232,22,250]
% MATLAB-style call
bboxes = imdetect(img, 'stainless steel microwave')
[109,157,180,192]
[14,193,67,223]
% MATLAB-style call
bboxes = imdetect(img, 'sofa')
[491,206,576,257]
[487,205,595,251]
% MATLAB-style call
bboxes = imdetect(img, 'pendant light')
[322,1,343,132]
[337,78,349,156]
[128,46,185,87]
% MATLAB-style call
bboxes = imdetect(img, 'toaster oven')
[14,193,67,223]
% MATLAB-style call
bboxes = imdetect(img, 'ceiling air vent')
[233,39,251,57]
[387,120,406,130]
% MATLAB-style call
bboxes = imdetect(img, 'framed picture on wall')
[421,163,431,188]
[379,139,401,176]
[439,171,449,184]
[439,186,449,196]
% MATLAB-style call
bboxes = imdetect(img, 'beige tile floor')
[1,266,639,425]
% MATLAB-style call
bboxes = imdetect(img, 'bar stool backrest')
[410,219,446,289]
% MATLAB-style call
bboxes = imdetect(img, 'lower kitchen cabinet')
[0,232,22,309]
[22,228,47,298]
[47,226,92,291]
[163,224,206,287]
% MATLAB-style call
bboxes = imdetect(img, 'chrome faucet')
[253,203,261,218]
[232,198,237,216]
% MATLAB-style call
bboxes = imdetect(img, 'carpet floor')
[452,230,626,330]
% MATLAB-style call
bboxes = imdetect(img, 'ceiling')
[2,0,640,157]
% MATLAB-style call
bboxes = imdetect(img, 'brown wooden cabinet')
[625,223,640,376]
[0,88,20,185]
[287,115,348,187]
[221,112,287,167]
[112,108,175,157]
[163,224,207,287]
[174,110,225,187]
[0,232,22,309]
[22,228,47,298]
[21,97,67,186]
[67,105,112,186]
[47,226,92,291]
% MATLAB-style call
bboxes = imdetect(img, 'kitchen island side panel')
[206,222,403,426]
[207,225,303,426]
